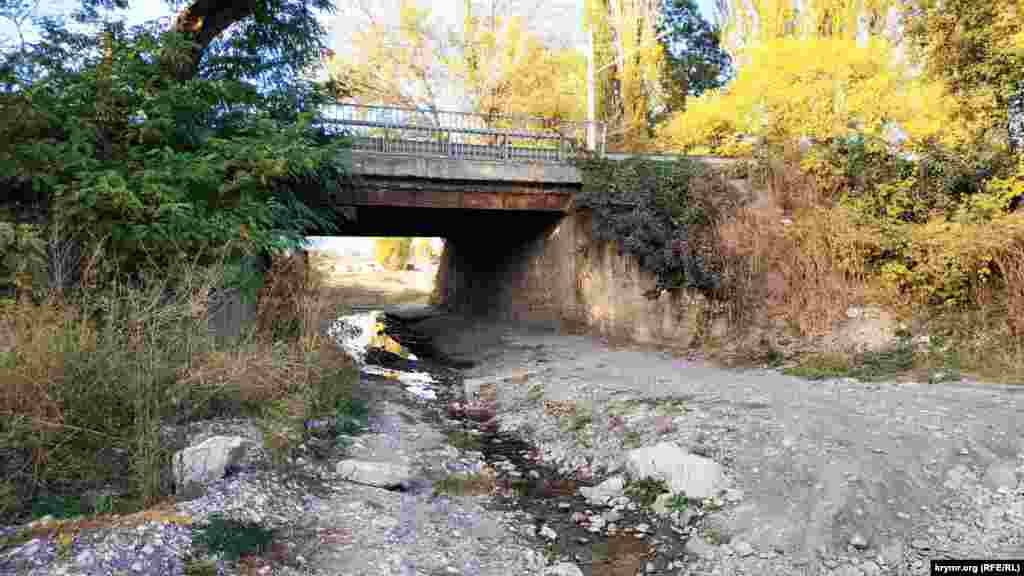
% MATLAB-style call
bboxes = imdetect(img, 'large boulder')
[578,475,626,506]
[173,436,255,499]
[625,442,725,499]
[336,459,412,488]
[984,460,1018,490]
[830,306,898,353]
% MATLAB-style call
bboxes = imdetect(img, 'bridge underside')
[331,205,562,237]
[336,176,573,212]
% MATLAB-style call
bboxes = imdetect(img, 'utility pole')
[587,27,597,151]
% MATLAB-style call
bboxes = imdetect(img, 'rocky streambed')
[335,309,716,576]
[5,307,1024,576]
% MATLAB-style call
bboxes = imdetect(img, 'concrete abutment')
[438,210,707,347]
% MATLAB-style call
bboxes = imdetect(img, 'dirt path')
[413,313,1024,576]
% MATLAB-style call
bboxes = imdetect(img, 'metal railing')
[318,103,606,163]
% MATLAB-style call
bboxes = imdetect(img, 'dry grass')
[309,250,434,308]
[590,533,655,576]
[432,468,498,497]
[716,159,878,337]
[0,253,358,524]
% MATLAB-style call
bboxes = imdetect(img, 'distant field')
[310,251,437,308]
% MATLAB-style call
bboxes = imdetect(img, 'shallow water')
[355,311,693,575]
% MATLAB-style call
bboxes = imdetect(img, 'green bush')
[191,514,275,561]
[624,477,670,507]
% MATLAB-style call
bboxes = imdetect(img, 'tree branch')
[167,0,261,82]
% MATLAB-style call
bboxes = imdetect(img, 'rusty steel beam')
[338,175,576,212]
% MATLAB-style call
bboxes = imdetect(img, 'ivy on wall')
[574,157,745,298]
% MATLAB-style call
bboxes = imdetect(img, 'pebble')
[602,510,622,523]
[850,533,868,549]
[540,525,558,541]
[733,541,754,557]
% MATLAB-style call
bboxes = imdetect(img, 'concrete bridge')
[324,103,752,345]
[320,103,596,236]
[0,102,751,346]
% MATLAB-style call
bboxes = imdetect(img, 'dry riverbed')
[4,300,1024,576]
[413,313,1024,576]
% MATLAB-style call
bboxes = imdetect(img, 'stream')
[329,309,694,576]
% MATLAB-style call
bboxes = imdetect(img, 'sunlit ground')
[307,237,442,308]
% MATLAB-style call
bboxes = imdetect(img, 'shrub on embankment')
[576,149,1024,381]
[0,254,357,524]
[574,156,748,299]
[575,8,1024,382]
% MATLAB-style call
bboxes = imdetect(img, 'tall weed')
[0,251,358,523]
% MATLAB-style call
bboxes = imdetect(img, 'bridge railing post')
[326,102,609,163]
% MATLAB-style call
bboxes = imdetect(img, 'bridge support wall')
[438,210,708,347]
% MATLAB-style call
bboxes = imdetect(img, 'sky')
[2,0,719,52]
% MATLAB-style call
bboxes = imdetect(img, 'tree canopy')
[0,0,351,288]
[328,0,586,121]
[654,0,732,121]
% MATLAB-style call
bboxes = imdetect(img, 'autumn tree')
[454,2,585,120]
[902,0,1024,146]
[656,0,989,155]
[584,0,666,148]
[329,0,586,121]
[328,0,453,111]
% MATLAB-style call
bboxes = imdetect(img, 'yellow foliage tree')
[902,0,1024,141]
[659,4,982,155]
[720,0,897,58]
[328,0,453,110]
[374,237,413,271]
[584,0,666,147]
[329,0,585,120]
[453,8,586,120]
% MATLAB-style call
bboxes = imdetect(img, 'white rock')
[336,460,412,488]
[625,442,725,499]
[543,563,584,576]
[540,525,558,541]
[684,537,716,559]
[733,541,754,557]
[851,533,869,549]
[172,436,254,497]
[579,475,626,506]
[861,560,882,576]
[984,461,1018,490]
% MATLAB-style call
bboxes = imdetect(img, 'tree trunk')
[165,0,261,82]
